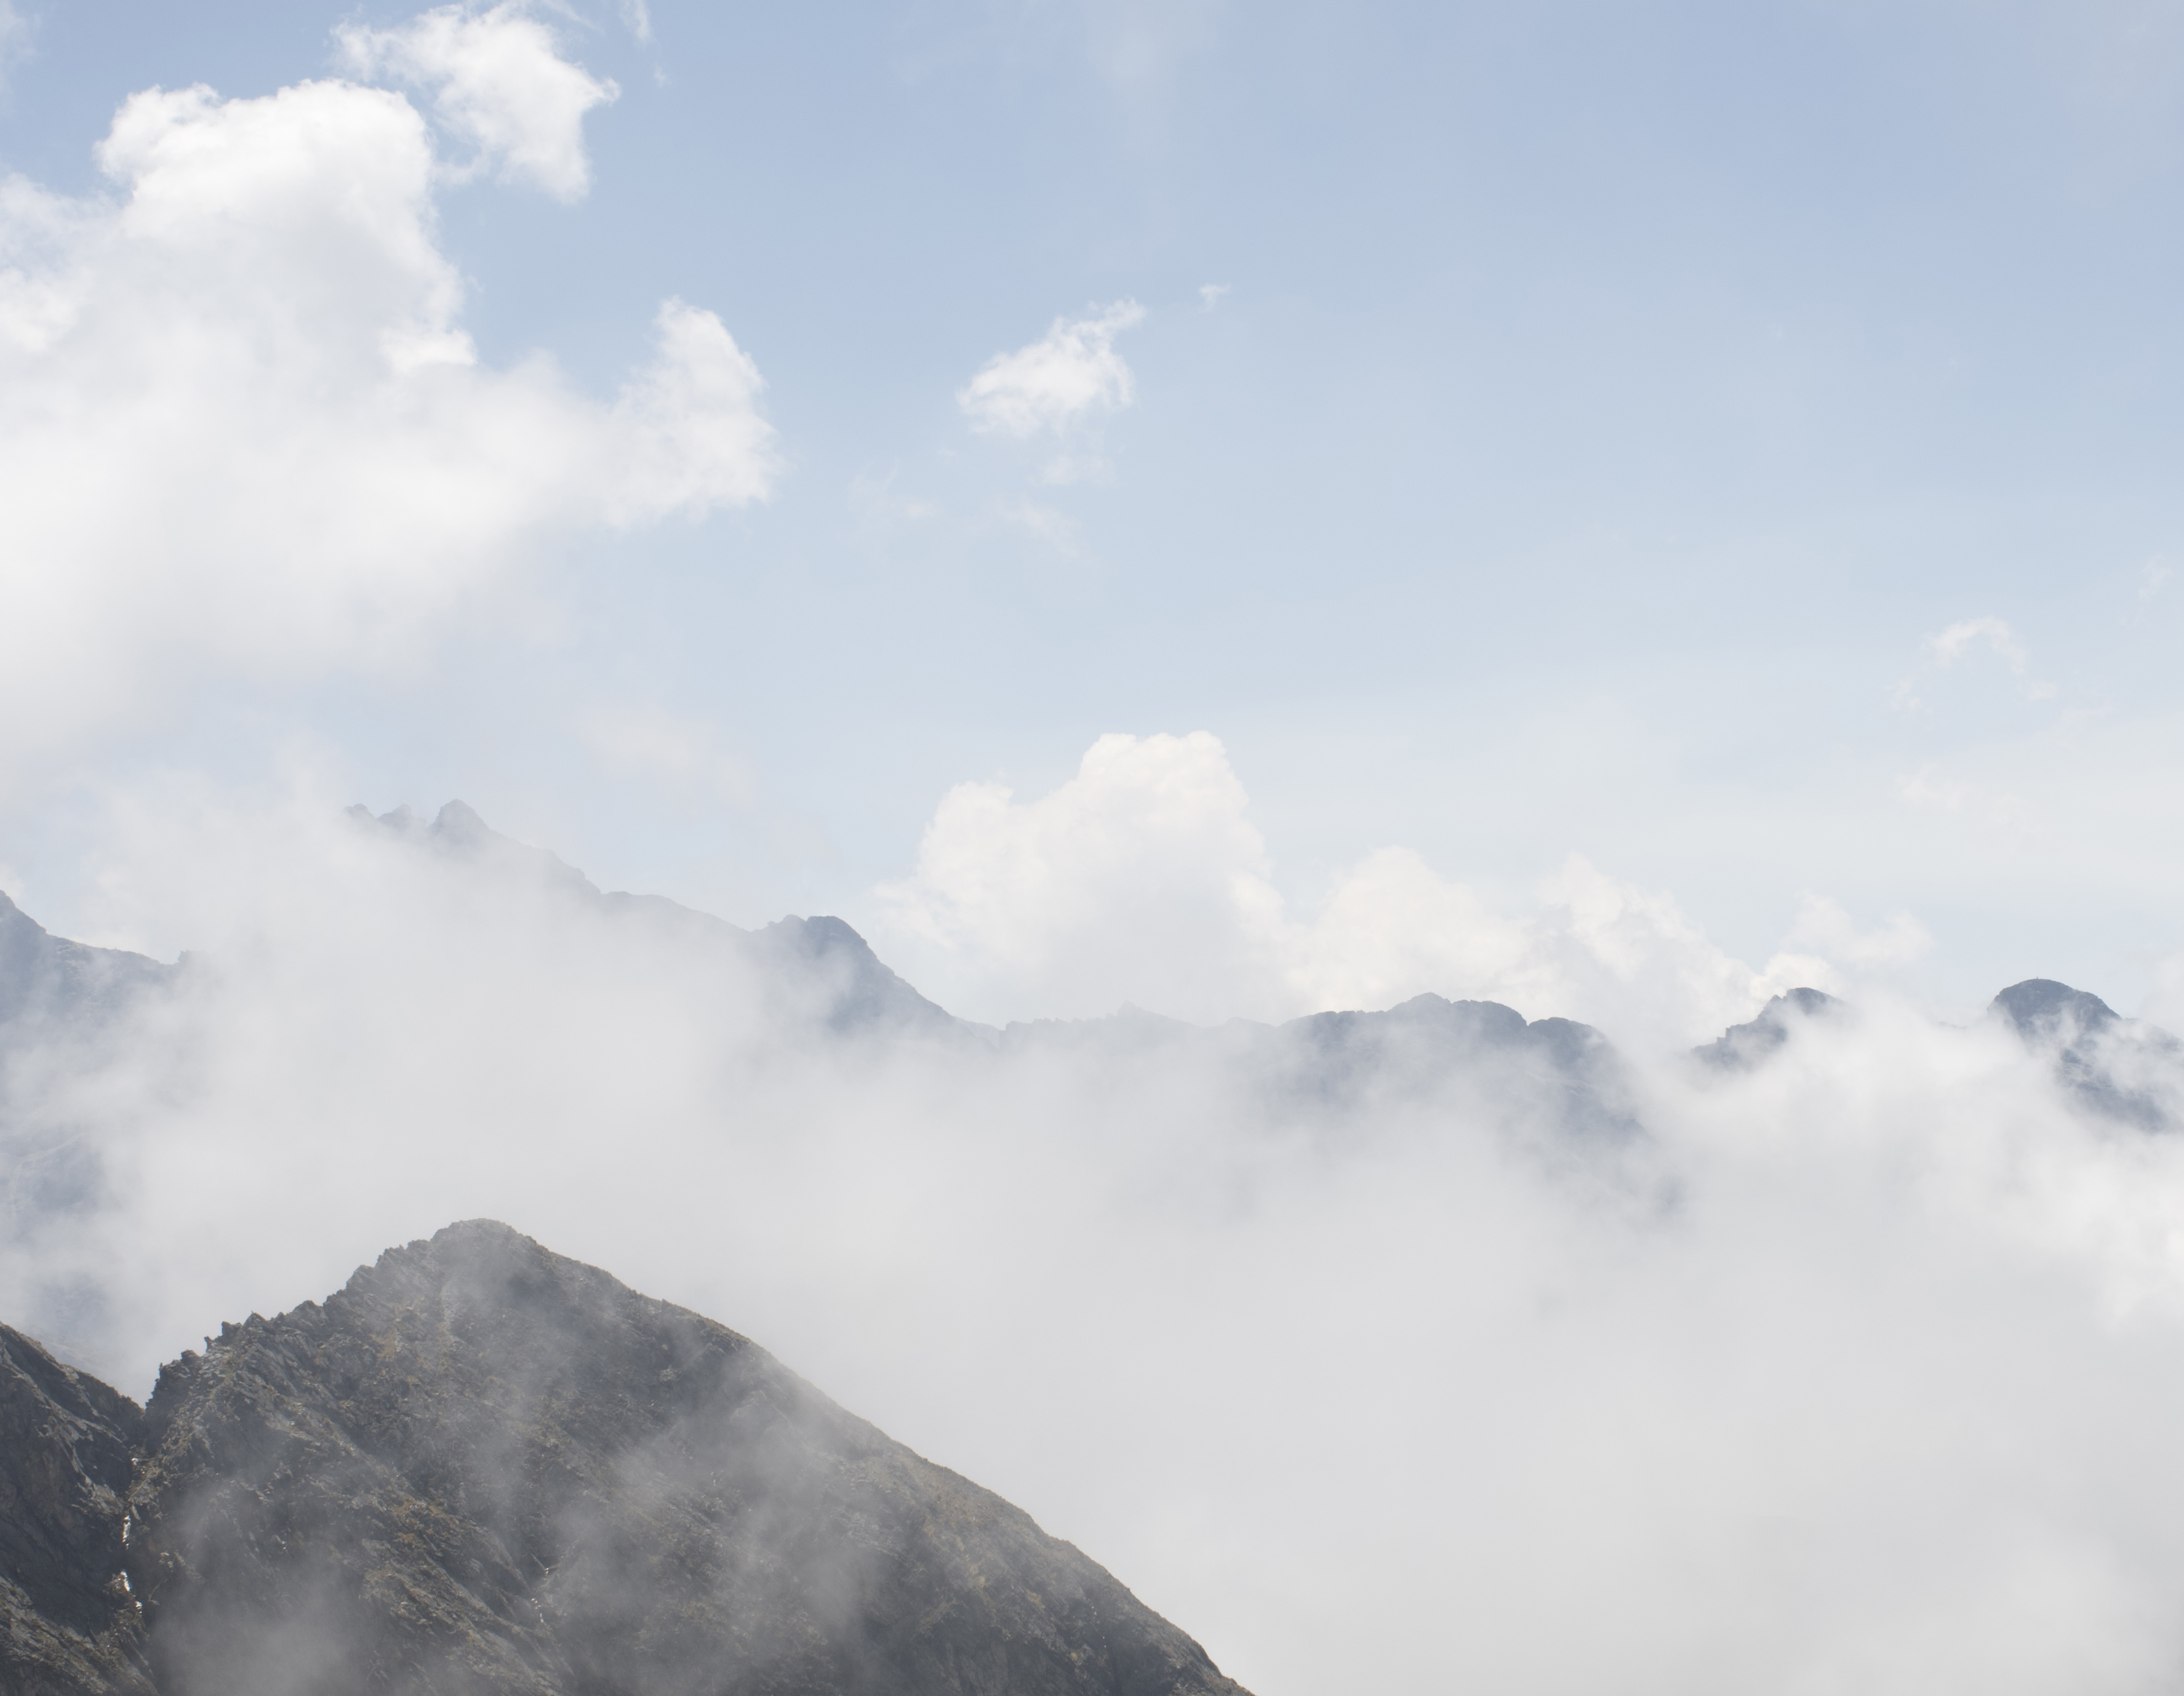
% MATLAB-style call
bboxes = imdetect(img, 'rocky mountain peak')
[5,1223,1249,1696]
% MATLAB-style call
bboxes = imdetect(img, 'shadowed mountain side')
[120,1222,1250,1696]
[1692,988,1848,1072]
[0,1324,152,1695]
[1989,979,2184,1131]
[351,802,965,1043]
[0,893,174,1042]
[1008,994,1640,1141]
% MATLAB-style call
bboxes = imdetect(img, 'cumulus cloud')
[875,731,1845,1043]
[1783,891,1934,972]
[959,299,1145,438]
[337,2,619,201]
[0,57,777,784]
[878,732,1288,1025]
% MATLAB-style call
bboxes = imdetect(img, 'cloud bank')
[876,731,1873,1043]
[8,789,2184,1696]
[0,27,778,786]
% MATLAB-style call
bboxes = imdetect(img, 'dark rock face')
[1693,988,1847,1072]
[0,1323,152,1695]
[1988,979,2184,1130]
[119,1222,1248,1696]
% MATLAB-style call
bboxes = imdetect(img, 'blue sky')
[5,0,2184,1032]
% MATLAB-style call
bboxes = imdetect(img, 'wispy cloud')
[958,300,1145,439]
[1894,614,2057,709]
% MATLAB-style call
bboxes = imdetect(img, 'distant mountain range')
[6,800,2179,1134]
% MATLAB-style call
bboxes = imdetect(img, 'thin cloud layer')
[338,1,620,201]
[0,37,778,786]
[876,731,1855,1043]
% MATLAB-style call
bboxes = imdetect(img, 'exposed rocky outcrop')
[0,1323,152,1695]
[3,1223,1249,1696]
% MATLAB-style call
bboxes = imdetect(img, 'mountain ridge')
[4,1222,1250,1696]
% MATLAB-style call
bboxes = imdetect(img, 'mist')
[8,791,2184,1695]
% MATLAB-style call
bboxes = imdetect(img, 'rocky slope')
[2,1223,1250,1696]
[0,1323,151,1695]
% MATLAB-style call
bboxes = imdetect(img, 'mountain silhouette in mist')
[1693,987,1849,1071]
[1,1222,1250,1696]
[1986,978,2184,1129]
[1690,977,2184,1130]
[0,890,174,1042]
[350,802,963,1042]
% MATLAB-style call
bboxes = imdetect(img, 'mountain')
[0,891,174,1044]
[1988,978,2184,1130]
[1001,993,1638,1139]
[350,802,964,1043]
[1687,979,2184,1132]
[2,1223,1249,1696]
[1692,988,1848,1071]
[0,1323,151,1695]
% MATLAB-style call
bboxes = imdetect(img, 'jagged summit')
[3,1222,1251,1696]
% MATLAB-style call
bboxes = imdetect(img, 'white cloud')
[1198,282,1229,309]
[875,731,1841,1043]
[604,297,780,519]
[958,299,1145,439]
[1930,614,2030,671]
[1896,613,2057,708]
[338,2,618,202]
[1783,892,1934,971]
[878,732,1288,1025]
[0,62,777,784]
[619,0,655,47]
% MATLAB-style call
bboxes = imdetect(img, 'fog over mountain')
[3,1222,1247,1696]
[9,803,2184,1692]
[13,3,2184,1687]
